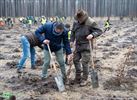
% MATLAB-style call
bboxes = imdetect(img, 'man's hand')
[86,34,93,40]
[43,39,50,44]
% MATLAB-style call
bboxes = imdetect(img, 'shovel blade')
[54,75,65,92]
[90,69,99,88]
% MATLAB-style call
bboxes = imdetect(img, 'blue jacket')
[35,22,72,55]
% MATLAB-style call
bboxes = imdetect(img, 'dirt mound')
[6,61,18,68]
[6,73,58,95]
[127,68,137,77]
[103,76,136,91]
[13,48,20,52]
[124,51,137,66]
[1,19,137,99]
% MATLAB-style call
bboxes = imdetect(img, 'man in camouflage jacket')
[70,9,103,86]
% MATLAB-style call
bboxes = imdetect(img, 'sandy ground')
[0,18,137,100]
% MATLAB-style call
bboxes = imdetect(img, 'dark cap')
[55,22,64,30]
[74,9,88,23]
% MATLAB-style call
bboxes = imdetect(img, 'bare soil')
[0,18,137,100]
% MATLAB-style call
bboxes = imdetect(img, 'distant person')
[104,17,111,32]
[22,18,27,28]
[6,17,13,29]
[64,23,71,65]
[65,24,71,42]
[40,16,46,25]
[34,17,38,25]
[27,19,32,31]
[0,18,5,27]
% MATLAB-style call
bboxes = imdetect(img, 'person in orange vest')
[0,18,5,27]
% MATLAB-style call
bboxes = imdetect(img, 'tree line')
[0,0,137,17]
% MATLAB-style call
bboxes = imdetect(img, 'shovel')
[89,40,99,88]
[47,44,65,92]
[67,60,73,79]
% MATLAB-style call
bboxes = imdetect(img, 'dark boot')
[17,69,23,73]
[70,73,82,85]
[80,79,89,86]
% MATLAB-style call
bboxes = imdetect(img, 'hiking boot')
[69,78,81,85]
[41,74,48,81]
[41,77,47,81]
[17,65,25,69]
[16,69,23,73]
[80,80,89,86]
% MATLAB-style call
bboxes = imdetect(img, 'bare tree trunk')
[0,0,137,17]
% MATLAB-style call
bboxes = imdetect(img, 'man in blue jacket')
[35,22,72,82]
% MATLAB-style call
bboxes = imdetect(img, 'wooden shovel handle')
[89,39,95,69]
[47,44,57,71]
[67,41,76,77]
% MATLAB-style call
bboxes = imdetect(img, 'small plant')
[116,47,133,85]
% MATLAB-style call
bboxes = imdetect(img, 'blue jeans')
[42,48,66,79]
[17,36,35,69]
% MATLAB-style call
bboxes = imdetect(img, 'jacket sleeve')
[35,24,47,43]
[38,44,44,50]
[63,31,72,55]
[89,22,103,38]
